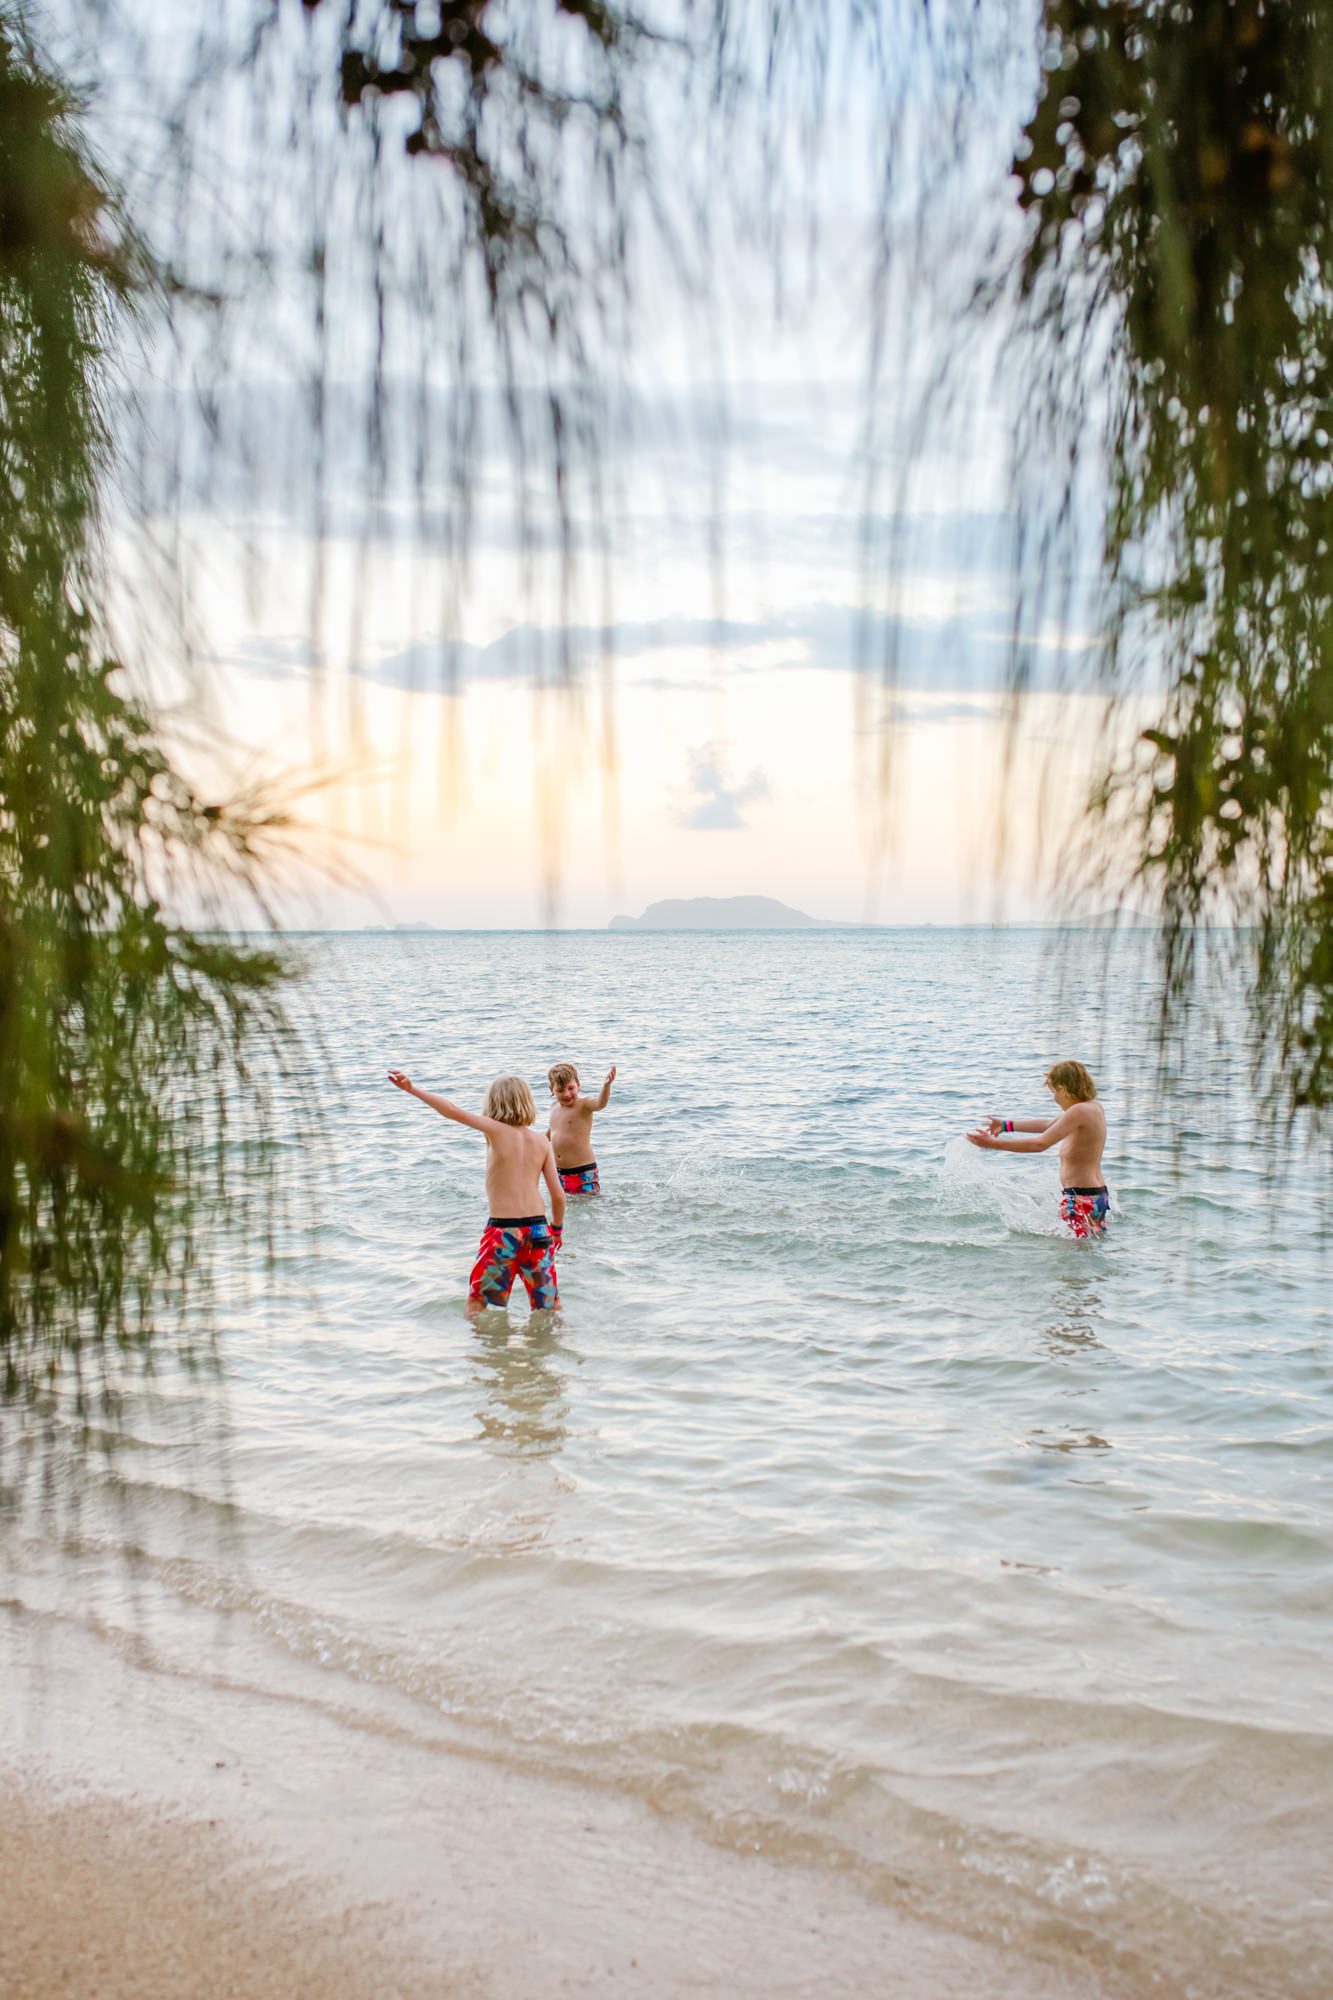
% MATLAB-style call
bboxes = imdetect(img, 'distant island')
[610,896,843,931]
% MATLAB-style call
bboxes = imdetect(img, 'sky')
[157,393,1125,930]
[82,1,1138,929]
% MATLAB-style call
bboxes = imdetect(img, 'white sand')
[2,1603,1123,1999]
[0,1789,436,2000]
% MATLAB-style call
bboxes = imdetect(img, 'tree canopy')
[0,15,291,1416]
[1008,0,1333,1112]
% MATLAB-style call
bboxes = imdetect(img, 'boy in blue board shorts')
[966,1059,1109,1237]
[547,1060,616,1195]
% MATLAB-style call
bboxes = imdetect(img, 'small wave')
[9,1581,1327,2000]
[937,1136,1108,1238]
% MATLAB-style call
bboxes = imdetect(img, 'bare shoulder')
[492,1119,537,1153]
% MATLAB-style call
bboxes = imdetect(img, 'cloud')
[214,634,317,681]
[356,602,1097,694]
[875,695,1004,726]
[220,596,1107,704]
[363,618,779,691]
[127,376,866,527]
[675,744,770,830]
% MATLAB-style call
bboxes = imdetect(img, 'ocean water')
[8,930,1333,1996]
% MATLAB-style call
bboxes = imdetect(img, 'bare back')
[1059,1102,1107,1186]
[486,1123,558,1216]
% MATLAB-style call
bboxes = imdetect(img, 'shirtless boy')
[388,1070,565,1311]
[546,1061,616,1195]
[965,1059,1109,1237]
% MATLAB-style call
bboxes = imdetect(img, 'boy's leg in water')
[517,1225,560,1311]
[468,1225,520,1313]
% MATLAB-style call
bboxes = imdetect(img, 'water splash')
[938,1135,1070,1237]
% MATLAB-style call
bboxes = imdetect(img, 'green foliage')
[0,19,291,1416]
[322,0,634,297]
[1010,1,1333,1113]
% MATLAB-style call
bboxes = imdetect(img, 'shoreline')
[2,1602,1120,2000]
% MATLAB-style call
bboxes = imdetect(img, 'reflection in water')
[1039,1268,1107,1357]
[470,1315,570,1460]
[1030,1270,1113,1470]
[1026,1430,1111,1454]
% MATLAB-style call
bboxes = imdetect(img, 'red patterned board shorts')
[558,1162,600,1196]
[1060,1187,1110,1239]
[468,1216,560,1310]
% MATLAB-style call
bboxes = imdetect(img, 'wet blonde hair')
[547,1061,580,1093]
[483,1074,537,1126]
[1045,1060,1097,1102]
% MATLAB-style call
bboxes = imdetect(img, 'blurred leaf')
[0,16,294,1419]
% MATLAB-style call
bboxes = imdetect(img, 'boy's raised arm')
[594,1064,617,1110]
[387,1070,493,1134]
[980,1115,1053,1136]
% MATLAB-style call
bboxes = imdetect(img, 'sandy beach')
[2,1601,1127,2000]
[1,1788,429,2000]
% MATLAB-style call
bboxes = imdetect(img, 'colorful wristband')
[1003,1119,1014,1133]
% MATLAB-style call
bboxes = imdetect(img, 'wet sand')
[1,1604,1124,2000]
[1,1789,432,2000]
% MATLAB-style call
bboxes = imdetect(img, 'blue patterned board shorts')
[1061,1186,1110,1238]
[468,1216,560,1309]
[558,1162,600,1196]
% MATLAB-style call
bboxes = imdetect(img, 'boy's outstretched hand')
[605,1065,617,1086]
[387,1070,415,1094]
[966,1123,995,1148]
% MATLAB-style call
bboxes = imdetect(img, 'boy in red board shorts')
[388,1070,565,1312]
[965,1059,1110,1237]
[547,1060,616,1196]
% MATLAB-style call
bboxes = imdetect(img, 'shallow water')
[9,931,1333,1996]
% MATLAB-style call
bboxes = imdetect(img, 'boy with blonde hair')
[547,1060,616,1195]
[388,1069,565,1311]
[966,1059,1109,1237]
